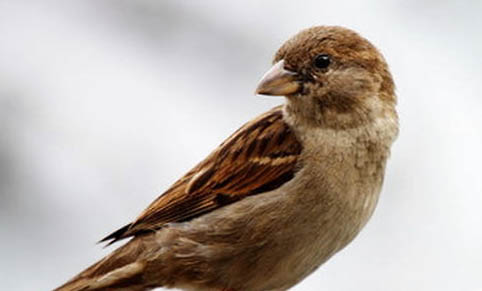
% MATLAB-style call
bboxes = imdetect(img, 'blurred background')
[1,1,481,290]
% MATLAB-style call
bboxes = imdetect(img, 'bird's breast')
[284,124,390,260]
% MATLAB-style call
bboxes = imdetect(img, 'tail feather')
[54,228,210,291]
[54,237,151,291]
[98,223,132,246]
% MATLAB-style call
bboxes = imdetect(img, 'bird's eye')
[313,54,331,69]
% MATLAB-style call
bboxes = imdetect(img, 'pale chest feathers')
[297,110,397,182]
[290,114,398,230]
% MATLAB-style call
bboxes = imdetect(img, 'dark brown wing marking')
[101,106,302,244]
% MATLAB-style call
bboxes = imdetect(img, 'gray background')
[1,1,481,290]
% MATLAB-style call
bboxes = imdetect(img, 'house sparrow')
[55,26,398,291]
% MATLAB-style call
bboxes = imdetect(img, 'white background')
[1,1,481,290]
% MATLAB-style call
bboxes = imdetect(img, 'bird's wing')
[101,106,303,244]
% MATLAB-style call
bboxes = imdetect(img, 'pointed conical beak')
[255,60,300,96]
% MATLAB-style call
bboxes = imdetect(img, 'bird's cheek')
[300,81,326,97]
[331,69,376,98]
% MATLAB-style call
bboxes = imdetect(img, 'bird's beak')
[255,60,300,96]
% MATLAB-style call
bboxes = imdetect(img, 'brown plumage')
[55,26,398,291]
[101,106,302,244]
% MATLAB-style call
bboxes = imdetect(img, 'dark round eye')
[313,54,331,69]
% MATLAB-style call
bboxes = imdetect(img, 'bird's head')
[256,26,396,129]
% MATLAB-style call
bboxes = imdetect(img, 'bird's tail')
[53,236,157,291]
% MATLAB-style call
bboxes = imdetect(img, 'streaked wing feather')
[101,106,302,243]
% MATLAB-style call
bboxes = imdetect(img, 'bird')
[54,26,398,291]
